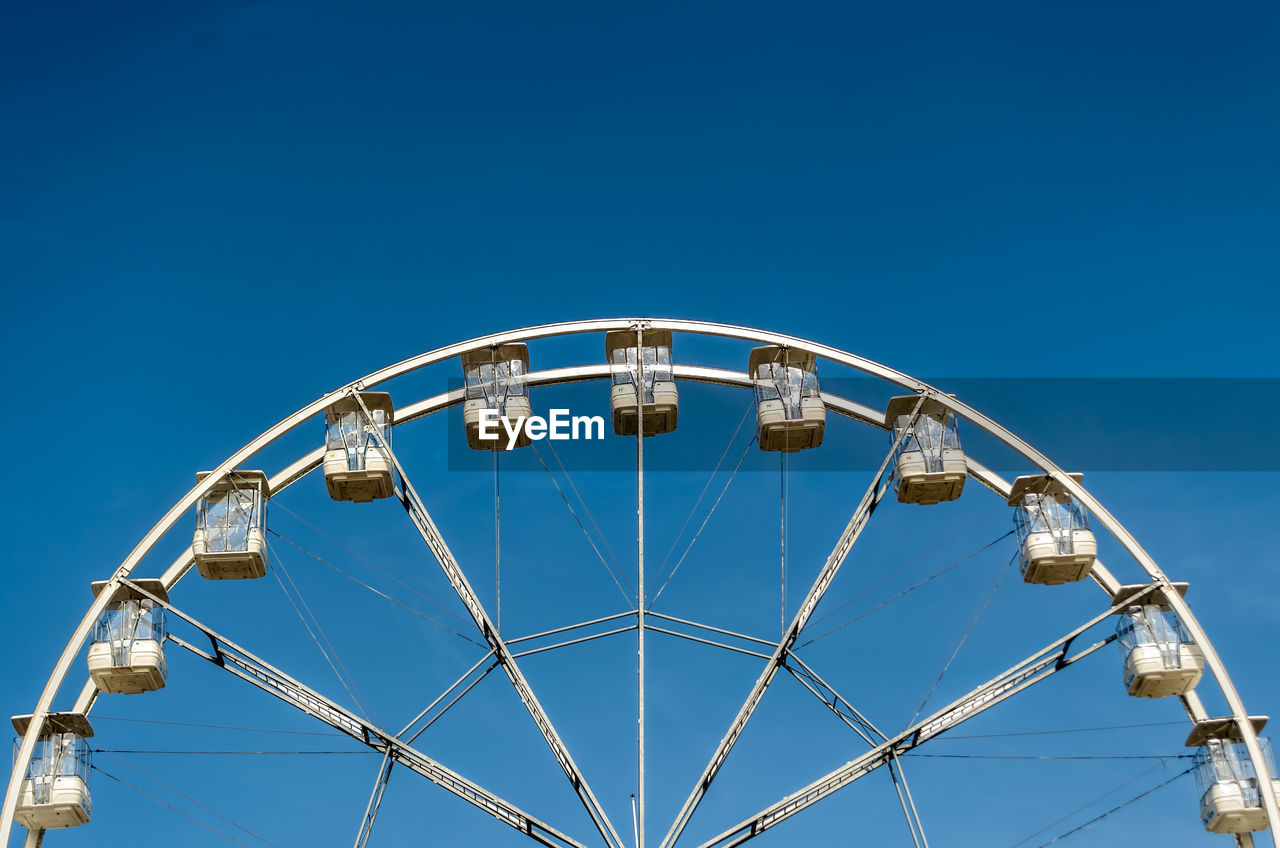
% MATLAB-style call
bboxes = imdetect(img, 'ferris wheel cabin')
[606,330,678,436]
[1008,474,1097,585]
[11,713,93,830]
[87,579,168,695]
[886,395,966,505]
[323,392,395,502]
[462,345,533,450]
[749,346,825,452]
[1112,584,1204,698]
[192,470,269,580]
[1192,726,1280,835]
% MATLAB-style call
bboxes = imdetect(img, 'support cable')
[651,401,754,592]
[648,431,756,609]
[806,506,1006,631]
[495,448,501,633]
[905,753,1192,761]
[932,720,1187,741]
[531,442,635,605]
[96,749,373,755]
[780,449,788,637]
[268,530,483,647]
[544,437,634,597]
[1023,765,1196,848]
[265,538,376,721]
[1003,762,1163,848]
[907,549,1017,727]
[89,716,348,736]
[92,766,255,847]
[799,530,1014,648]
[270,499,471,627]
[97,751,280,846]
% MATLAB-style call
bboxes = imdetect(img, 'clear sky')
[3,2,1279,847]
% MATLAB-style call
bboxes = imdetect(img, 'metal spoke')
[781,653,882,747]
[635,323,649,848]
[646,626,774,661]
[512,625,639,659]
[353,754,393,848]
[352,391,628,848]
[659,396,926,848]
[397,651,497,742]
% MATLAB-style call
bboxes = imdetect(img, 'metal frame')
[6,318,1272,848]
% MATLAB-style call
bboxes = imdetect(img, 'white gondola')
[1194,736,1280,834]
[192,470,269,579]
[1115,595,1204,698]
[606,330,678,436]
[1008,474,1097,585]
[462,345,533,450]
[323,393,395,502]
[749,346,825,452]
[886,396,965,505]
[87,580,168,695]
[11,713,93,830]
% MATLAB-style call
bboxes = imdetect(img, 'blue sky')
[3,2,1279,846]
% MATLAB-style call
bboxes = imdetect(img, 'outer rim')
[5,318,1273,845]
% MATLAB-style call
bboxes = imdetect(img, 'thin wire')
[651,400,754,589]
[648,430,757,609]
[1026,765,1196,848]
[494,447,501,634]
[806,510,1007,631]
[270,499,471,626]
[905,753,1193,761]
[931,721,1187,741]
[92,766,254,847]
[530,441,635,605]
[799,531,1013,648]
[97,751,281,846]
[268,530,483,647]
[907,549,1018,727]
[543,436,635,596]
[780,449,787,637]
[267,538,377,721]
[96,749,374,755]
[89,715,346,736]
[1005,763,1164,848]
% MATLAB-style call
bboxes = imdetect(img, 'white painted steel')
[5,319,1269,846]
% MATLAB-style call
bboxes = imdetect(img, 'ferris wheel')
[4,318,1276,848]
